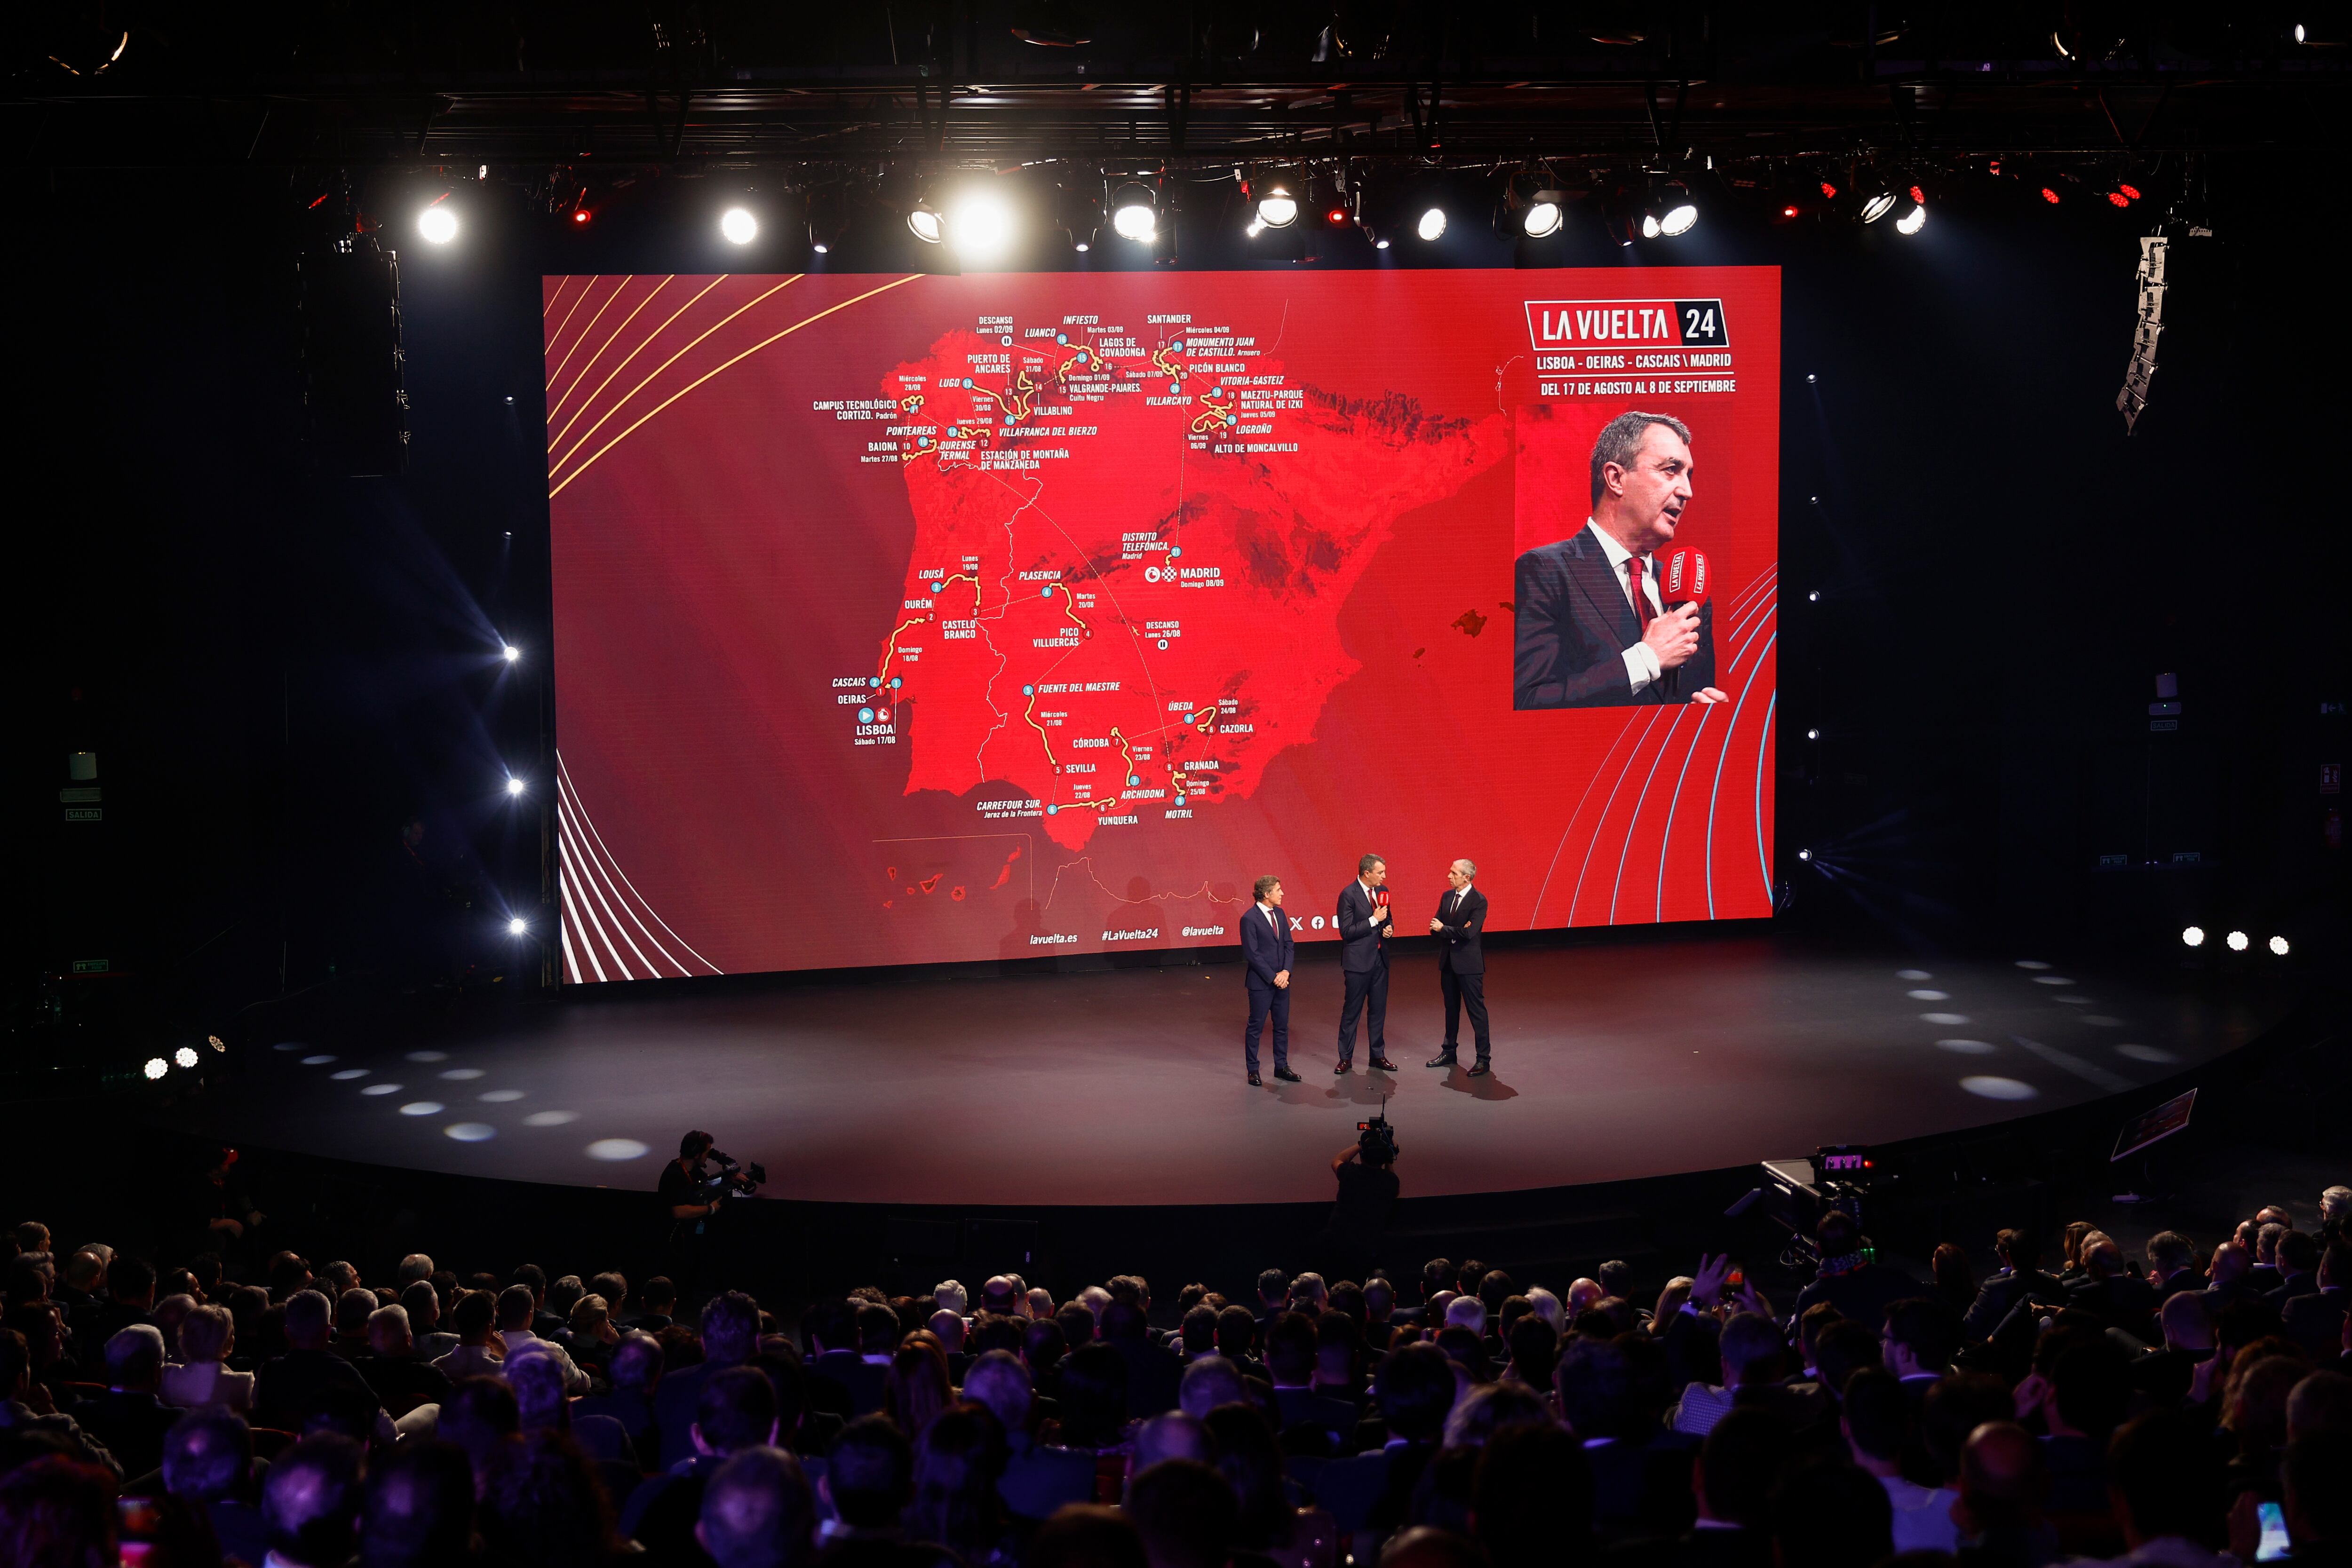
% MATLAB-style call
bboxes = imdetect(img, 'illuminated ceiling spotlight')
[1413,206,1446,242]
[508,917,529,936]
[719,206,759,245]
[1252,172,1301,229]
[948,188,1017,263]
[1649,180,1699,238]
[1796,848,1814,863]
[2268,934,2290,956]
[501,643,521,663]
[907,196,945,245]
[175,1046,199,1070]
[1895,186,1929,235]
[207,1034,226,1053]
[143,1057,169,1081]
[807,186,850,255]
[2180,925,2205,947]
[418,202,459,244]
[1109,182,1158,243]
[506,776,527,797]
[1520,190,1566,238]
[2225,930,2249,951]
[1858,181,1899,224]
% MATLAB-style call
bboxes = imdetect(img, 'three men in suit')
[1239,875,1301,1086]
[1512,410,1731,710]
[1335,855,1399,1074]
[1426,859,1491,1074]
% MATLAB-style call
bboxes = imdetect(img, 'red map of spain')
[865,311,1511,850]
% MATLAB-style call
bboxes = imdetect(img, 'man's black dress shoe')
[1248,1073,1263,1086]
[1273,1067,1301,1082]
[1369,1055,1398,1071]
[1334,1061,1351,1074]
[1467,1062,1491,1077]
[1426,1051,1458,1069]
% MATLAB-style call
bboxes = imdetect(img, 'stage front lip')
[160,935,2287,1208]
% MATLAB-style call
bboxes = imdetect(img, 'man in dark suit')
[2281,1244,2350,1359]
[1961,1229,2066,1342]
[1335,855,1399,1074]
[1512,410,1729,710]
[1239,874,1299,1086]
[1424,858,1492,1075]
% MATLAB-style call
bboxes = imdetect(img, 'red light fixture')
[1781,204,1800,218]
[1819,180,1838,199]
[2106,191,2128,208]
[1325,206,1347,226]
[572,209,592,225]
[2040,187,2061,204]
[2118,183,2141,200]
[1908,185,1925,204]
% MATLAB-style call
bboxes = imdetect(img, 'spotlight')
[1109,183,1158,243]
[506,777,527,797]
[1520,194,1565,238]
[207,1034,226,1053]
[1805,728,1820,741]
[1780,203,1801,220]
[907,200,945,244]
[1654,182,1698,237]
[508,917,529,936]
[1074,242,1089,253]
[143,1057,168,1081]
[2040,187,2061,205]
[1797,849,1814,863]
[418,204,459,244]
[720,207,758,245]
[1859,187,1898,224]
[1806,590,1820,602]
[948,189,1016,263]
[1416,206,1448,242]
[1253,175,1300,229]
[2225,930,2249,951]
[1375,238,1391,250]
[2269,934,2290,956]
[2181,926,2205,947]
[501,644,520,663]
[174,1046,199,1070]
[1895,200,1927,235]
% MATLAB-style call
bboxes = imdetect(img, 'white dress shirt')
[1256,901,1281,934]
[1584,520,1665,696]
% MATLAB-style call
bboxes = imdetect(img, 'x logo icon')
[1288,916,1305,932]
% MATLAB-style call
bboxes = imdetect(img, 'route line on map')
[1041,855,1243,914]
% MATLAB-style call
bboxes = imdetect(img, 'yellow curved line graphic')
[548,275,674,427]
[549,274,926,499]
[547,274,729,448]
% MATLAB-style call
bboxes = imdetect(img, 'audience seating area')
[0,1186,2348,1567]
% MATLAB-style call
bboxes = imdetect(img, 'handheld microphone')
[1660,546,1710,695]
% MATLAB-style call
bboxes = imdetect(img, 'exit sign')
[71,959,109,974]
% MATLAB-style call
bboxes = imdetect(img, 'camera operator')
[1312,1115,1401,1284]
[658,1131,764,1298]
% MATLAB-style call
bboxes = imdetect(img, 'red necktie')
[1627,556,1653,629]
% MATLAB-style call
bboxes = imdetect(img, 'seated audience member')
[1810,1318,1883,1400]
[1934,1243,1980,1315]
[331,1287,377,1360]
[163,1302,254,1411]
[1131,1410,1211,1474]
[884,1334,955,1440]
[78,1325,178,1479]
[1263,1313,1355,1449]
[432,1288,506,1380]
[2066,1236,2161,1339]
[2201,1241,2262,1316]
[256,1288,382,1432]
[820,1412,920,1565]
[1964,1230,2066,1341]
[1312,1342,1458,1535]
[1921,1374,2017,1507]
[1646,1404,1781,1567]
[1030,1503,1150,1568]
[0,1323,119,1474]
[495,1283,589,1394]
[397,1279,458,1363]
[570,1293,622,1373]
[1127,1457,1240,1568]
[361,1437,478,1568]
[1201,1402,1328,1568]
[2287,1369,2352,1441]
[0,1456,120,1563]
[1469,1422,1595,1568]
[1101,1299,1183,1419]
[1843,1367,1959,1555]
[1793,1212,1921,1332]
[1175,1355,1249,1424]
[263,1433,366,1568]
[658,1291,763,1467]
[1951,1420,2060,1568]
[2081,1409,2233,1568]
[964,1349,1095,1521]
[1770,1457,1894,1568]
[907,1405,1018,1568]
[163,1403,268,1563]
[2224,1353,2305,1499]
[86,1254,159,1348]
[632,1276,681,1334]
[437,1375,522,1486]
[2268,1232,2322,1307]
[2281,1244,2352,1359]
[1671,1312,1825,1437]
[2146,1232,2206,1299]
[578,1330,666,1468]
[1882,1298,1961,1399]
[1213,1307,1267,1381]
[803,1297,887,1420]
[699,1446,818,1568]
[355,1303,453,1419]
[1503,1313,1559,1392]
[2246,1430,2349,1563]
[481,1428,623,1566]
[623,1365,780,1558]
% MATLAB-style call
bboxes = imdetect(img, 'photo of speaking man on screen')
[1512,411,1728,710]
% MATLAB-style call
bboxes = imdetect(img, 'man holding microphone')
[1426,859,1492,1076]
[1335,855,1399,1075]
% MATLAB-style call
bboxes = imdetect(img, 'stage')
[159,932,2292,1208]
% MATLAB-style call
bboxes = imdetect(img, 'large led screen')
[545,267,1779,981]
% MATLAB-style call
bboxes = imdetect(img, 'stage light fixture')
[2226,929,2249,951]
[418,204,459,244]
[1781,203,1801,219]
[1253,176,1300,230]
[143,1057,168,1080]
[506,777,526,797]
[1109,183,1158,243]
[1859,187,1898,224]
[1520,195,1565,238]
[1375,238,1391,250]
[1807,590,1821,602]
[1654,182,1699,237]
[1416,206,1448,242]
[2181,925,2205,947]
[948,189,1016,263]
[174,1046,199,1070]
[501,644,520,662]
[720,207,758,245]
[907,200,945,244]
[2040,187,2061,205]
[2269,934,2290,956]
[1805,728,1820,740]
[1797,848,1814,862]
[208,1034,225,1052]
[508,917,529,936]
[1895,200,1927,235]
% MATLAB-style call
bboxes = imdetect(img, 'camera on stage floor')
[704,1150,766,1199]
[1355,1109,1399,1166]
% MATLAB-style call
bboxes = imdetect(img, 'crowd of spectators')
[0,1182,2347,1568]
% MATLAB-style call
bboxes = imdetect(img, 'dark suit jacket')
[253,1348,381,1429]
[998,1431,1097,1521]
[72,1390,177,1481]
[1239,903,1294,990]
[2065,1275,2160,1337]
[1105,1335,1183,1418]
[1513,525,1716,710]
[1432,887,1487,974]
[1335,881,1391,974]
[2282,1288,2349,1358]
[1271,1385,1360,1446]
[2266,1272,2320,1310]
[1962,1269,2066,1341]
[805,1350,887,1422]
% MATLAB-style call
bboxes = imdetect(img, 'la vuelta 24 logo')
[1523,299,1731,350]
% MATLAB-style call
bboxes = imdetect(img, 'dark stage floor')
[157,933,2293,1207]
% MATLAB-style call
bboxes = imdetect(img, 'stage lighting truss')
[1109,182,1159,243]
